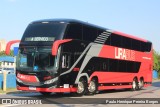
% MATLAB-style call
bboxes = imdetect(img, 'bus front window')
[16,47,59,72]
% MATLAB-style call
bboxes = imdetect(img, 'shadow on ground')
[3,81,159,104]
[6,88,143,98]
[152,81,160,87]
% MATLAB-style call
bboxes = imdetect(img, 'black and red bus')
[10,19,153,96]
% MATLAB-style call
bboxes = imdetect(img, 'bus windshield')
[16,47,59,72]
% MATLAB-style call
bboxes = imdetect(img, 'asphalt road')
[0,80,160,107]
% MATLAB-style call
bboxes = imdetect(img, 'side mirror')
[5,40,20,55]
[52,39,72,56]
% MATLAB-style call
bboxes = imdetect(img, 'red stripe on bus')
[17,86,77,92]
[98,85,132,91]
[73,67,80,72]
[17,73,38,83]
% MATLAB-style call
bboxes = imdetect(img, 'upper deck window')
[22,22,67,42]
[65,23,83,40]
[64,23,104,42]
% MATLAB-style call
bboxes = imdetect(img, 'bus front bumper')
[17,86,77,93]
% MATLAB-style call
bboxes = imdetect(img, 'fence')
[0,74,16,89]
[153,70,158,79]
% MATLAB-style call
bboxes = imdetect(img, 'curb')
[152,79,160,82]
[0,90,35,95]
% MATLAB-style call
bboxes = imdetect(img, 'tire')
[40,92,52,96]
[139,79,144,90]
[87,79,98,95]
[75,78,87,96]
[132,78,139,91]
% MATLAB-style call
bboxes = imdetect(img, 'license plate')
[29,86,36,90]
[64,84,69,88]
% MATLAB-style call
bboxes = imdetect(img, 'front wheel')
[75,78,87,96]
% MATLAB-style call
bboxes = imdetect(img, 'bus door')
[61,52,71,69]
[59,52,72,85]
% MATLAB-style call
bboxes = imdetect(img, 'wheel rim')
[139,80,144,88]
[133,80,136,89]
[77,81,84,94]
[88,81,96,93]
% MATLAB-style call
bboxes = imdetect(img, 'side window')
[109,59,119,71]
[146,42,152,52]
[133,62,141,72]
[65,23,82,40]
[119,60,127,72]
[105,35,111,45]
[141,42,152,52]
[110,34,122,47]
[121,37,132,49]
[131,39,141,51]
[126,61,141,73]
[61,53,71,69]
[83,25,98,42]
[103,62,107,70]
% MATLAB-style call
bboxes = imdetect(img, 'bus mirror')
[5,40,20,55]
[52,39,72,56]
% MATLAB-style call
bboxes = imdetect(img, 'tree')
[153,50,160,78]
[0,50,14,56]
[0,51,6,56]
[153,54,159,71]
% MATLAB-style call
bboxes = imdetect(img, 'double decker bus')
[11,19,152,96]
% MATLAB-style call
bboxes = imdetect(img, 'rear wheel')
[87,79,98,95]
[132,78,139,91]
[139,79,144,90]
[40,92,52,96]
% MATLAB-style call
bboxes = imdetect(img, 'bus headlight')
[44,77,58,85]
[16,78,23,83]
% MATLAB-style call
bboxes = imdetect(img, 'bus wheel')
[139,79,144,90]
[87,79,98,95]
[40,92,52,96]
[132,78,139,91]
[76,78,87,96]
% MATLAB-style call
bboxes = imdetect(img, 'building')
[0,56,15,69]
[0,39,6,51]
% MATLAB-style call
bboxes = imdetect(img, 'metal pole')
[3,70,7,91]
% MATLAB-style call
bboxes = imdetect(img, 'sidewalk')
[0,88,34,95]
[152,79,160,82]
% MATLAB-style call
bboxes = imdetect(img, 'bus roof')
[31,18,107,30]
[31,18,149,43]
[113,31,148,42]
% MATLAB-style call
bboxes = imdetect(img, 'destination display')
[25,37,55,41]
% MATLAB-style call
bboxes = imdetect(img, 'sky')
[0,0,160,52]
